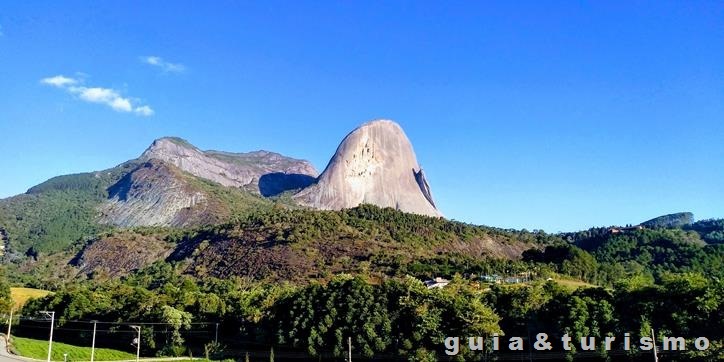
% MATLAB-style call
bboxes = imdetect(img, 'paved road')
[0,335,37,362]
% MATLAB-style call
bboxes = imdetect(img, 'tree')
[0,267,12,314]
[161,305,192,349]
[275,275,392,358]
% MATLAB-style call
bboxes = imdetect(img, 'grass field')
[552,277,596,290]
[10,287,52,309]
[485,276,596,291]
[11,336,137,361]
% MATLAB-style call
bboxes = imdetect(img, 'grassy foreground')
[11,336,136,361]
[10,287,52,309]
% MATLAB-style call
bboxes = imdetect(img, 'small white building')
[424,277,450,289]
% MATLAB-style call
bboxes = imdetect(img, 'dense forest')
[0,164,136,256]
[1,205,722,361]
[11,267,723,361]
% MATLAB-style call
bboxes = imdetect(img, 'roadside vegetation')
[11,336,136,361]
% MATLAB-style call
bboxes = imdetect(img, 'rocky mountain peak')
[139,136,318,195]
[94,137,321,228]
[143,137,199,156]
[294,119,442,217]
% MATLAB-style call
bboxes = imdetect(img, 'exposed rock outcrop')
[96,137,320,228]
[295,120,442,217]
[141,137,318,195]
[98,160,208,227]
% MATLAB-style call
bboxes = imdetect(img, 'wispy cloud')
[140,56,186,73]
[134,105,154,117]
[41,75,154,116]
[41,75,79,87]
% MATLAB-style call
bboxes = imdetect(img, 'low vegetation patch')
[11,336,136,361]
[10,287,52,309]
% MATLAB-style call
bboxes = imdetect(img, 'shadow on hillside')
[258,173,316,197]
[106,171,133,201]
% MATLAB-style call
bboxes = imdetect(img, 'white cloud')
[140,55,186,73]
[134,105,154,116]
[145,56,162,65]
[75,87,133,112]
[41,75,78,87]
[41,74,153,117]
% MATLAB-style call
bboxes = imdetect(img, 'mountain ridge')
[0,137,318,255]
[141,136,318,195]
[0,120,444,256]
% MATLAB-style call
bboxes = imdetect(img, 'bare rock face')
[295,120,442,217]
[141,137,318,195]
[97,137,319,228]
[98,161,208,227]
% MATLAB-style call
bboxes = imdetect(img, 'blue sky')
[0,1,722,231]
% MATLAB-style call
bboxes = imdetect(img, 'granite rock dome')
[295,120,442,217]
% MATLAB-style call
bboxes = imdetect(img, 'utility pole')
[90,321,98,362]
[347,337,352,362]
[215,323,219,344]
[6,308,13,344]
[130,325,141,362]
[651,329,659,362]
[40,311,55,362]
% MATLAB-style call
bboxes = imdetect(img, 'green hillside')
[686,218,724,243]
[641,211,694,228]
[65,204,552,283]
[0,163,138,256]
[0,189,107,255]
[6,206,722,360]
[169,204,555,281]
[551,223,724,285]
[0,161,280,258]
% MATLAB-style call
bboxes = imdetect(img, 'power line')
[5,314,217,326]
[11,325,213,334]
